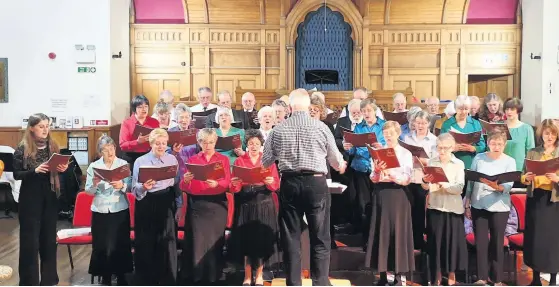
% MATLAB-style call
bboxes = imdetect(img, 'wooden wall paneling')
[462,0,470,24]
[367,0,385,25]
[389,0,445,24]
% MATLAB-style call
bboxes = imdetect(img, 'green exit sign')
[78,67,96,73]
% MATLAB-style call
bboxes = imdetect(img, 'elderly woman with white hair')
[132,128,180,285]
[421,133,467,286]
[400,106,423,140]
[441,95,486,169]
[85,136,133,285]
[257,106,275,142]
[215,107,246,165]
[167,104,199,175]
[180,128,233,285]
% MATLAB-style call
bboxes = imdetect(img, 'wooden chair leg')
[66,245,74,269]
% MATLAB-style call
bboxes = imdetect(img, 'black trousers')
[19,183,59,286]
[353,170,373,242]
[409,183,428,250]
[279,173,331,286]
[471,208,509,283]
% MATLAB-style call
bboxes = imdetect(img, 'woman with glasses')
[464,130,516,286]
[402,110,438,250]
[422,133,467,286]
[440,95,486,170]
[119,95,160,169]
[84,136,133,285]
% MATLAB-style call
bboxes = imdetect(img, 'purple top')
[167,126,198,176]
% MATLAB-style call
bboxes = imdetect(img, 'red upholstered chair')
[56,192,94,270]
[508,193,527,283]
[177,193,187,241]
[127,193,135,243]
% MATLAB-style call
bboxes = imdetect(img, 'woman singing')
[366,121,414,286]
[119,95,160,169]
[14,113,68,285]
[478,93,505,123]
[422,133,467,286]
[215,107,246,165]
[131,128,180,285]
[257,106,275,142]
[465,129,516,286]
[180,128,233,285]
[230,129,280,286]
[522,120,559,286]
[402,110,438,250]
[84,136,133,285]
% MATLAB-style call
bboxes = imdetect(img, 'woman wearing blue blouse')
[344,98,385,245]
[464,130,516,286]
[85,136,133,286]
[441,95,486,169]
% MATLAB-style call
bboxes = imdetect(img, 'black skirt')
[426,209,467,278]
[230,188,280,267]
[134,187,178,285]
[89,209,133,276]
[524,188,559,273]
[365,183,415,273]
[180,193,228,283]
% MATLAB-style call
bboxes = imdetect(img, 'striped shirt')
[262,111,344,174]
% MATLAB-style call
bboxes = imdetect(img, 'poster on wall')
[0,58,7,103]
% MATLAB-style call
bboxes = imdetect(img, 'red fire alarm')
[48,52,56,60]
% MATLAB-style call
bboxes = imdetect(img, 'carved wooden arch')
[284,0,364,89]
[286,0,363,46]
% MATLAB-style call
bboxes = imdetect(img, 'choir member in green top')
[502,98,535,171]
[215,107,246,165]
[440,95,486,169]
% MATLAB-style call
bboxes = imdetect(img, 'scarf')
[31,138,61,197]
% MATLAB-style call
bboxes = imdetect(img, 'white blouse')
[403,131,438,184]
[369,144,413,184]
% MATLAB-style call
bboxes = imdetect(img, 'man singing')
[262,89,346,286]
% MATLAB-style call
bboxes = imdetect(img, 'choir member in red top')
[179,128,234,285]
[119,95,160,169]
[230,129,280,286]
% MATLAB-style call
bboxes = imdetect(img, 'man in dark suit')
[240,92,260,129]
[205,90,251,129]
[332,98,364,234]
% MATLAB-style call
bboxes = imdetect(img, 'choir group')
[10,86,559,286]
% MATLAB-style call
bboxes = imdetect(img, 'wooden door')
[468,75,512,100]
[135,74,188,114]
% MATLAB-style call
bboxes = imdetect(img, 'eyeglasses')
[436,146,453,151]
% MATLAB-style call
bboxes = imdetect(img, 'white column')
[521,0,559,126]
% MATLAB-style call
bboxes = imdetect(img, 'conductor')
[262,89,347,286]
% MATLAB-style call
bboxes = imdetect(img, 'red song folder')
[45,153,72,171]
[449,130,482,145]
[383,111,409,125]
[137,165,178,183]
[216,134,242,150]
[167,129,198,146]
[132,124,154,139]
[366,145,400,169]
[465,170,521,183]
[93,165,131,182]
[186,161,226,181]
[525,157,559,176]
[398,140,429,158]
[343,131,377,147]
[479,120,512,140]
[232,165,272,184]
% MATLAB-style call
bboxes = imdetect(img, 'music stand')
[304,70,339,90]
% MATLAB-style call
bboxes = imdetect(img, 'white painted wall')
[0,0,130,127]
[110,0,132,124]
[521,0,559,125]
